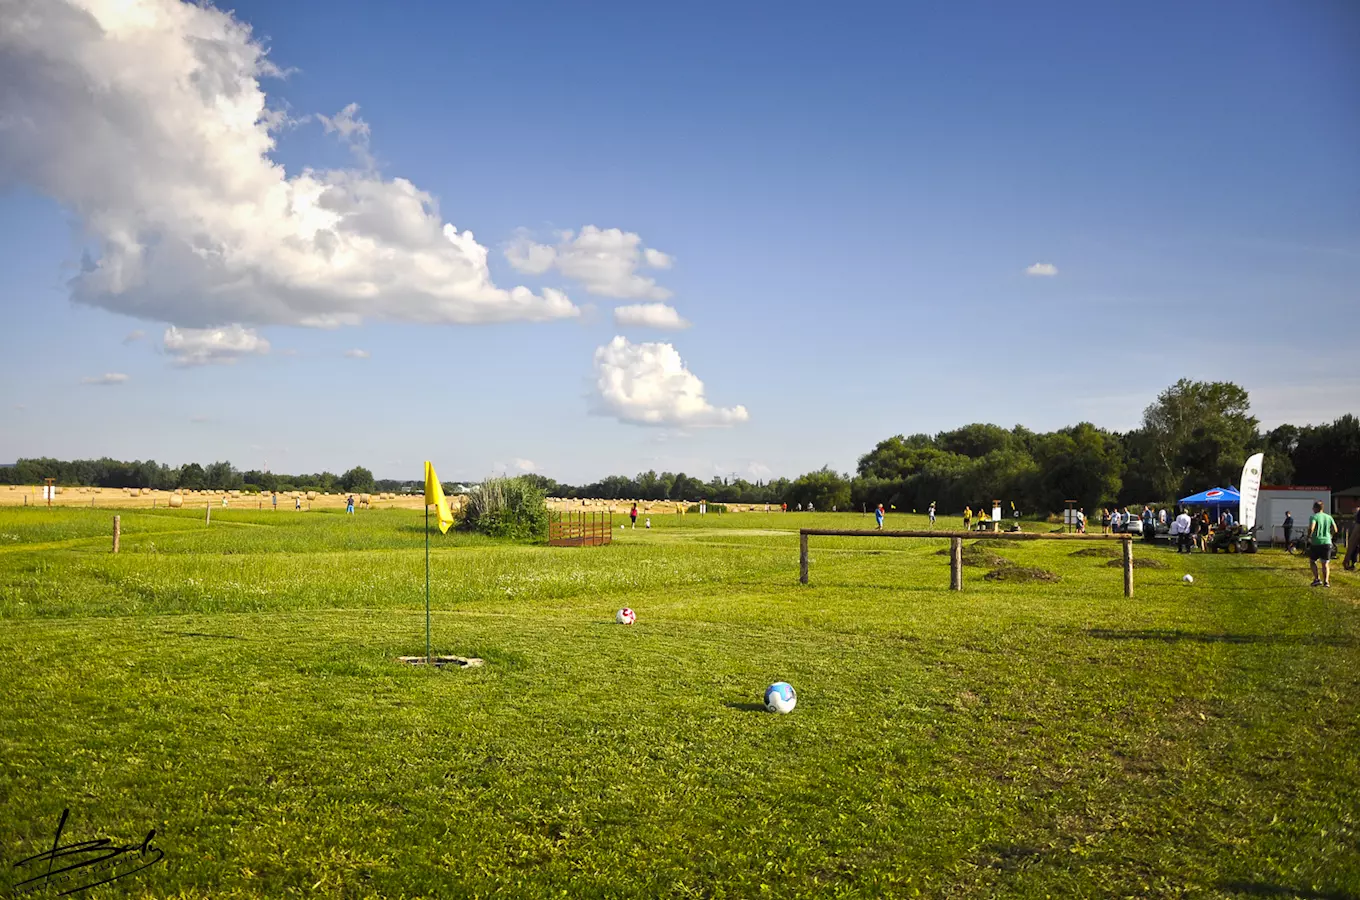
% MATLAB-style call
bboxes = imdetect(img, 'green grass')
[1,507,1357,898]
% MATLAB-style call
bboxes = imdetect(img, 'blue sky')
[1,0,1356,482]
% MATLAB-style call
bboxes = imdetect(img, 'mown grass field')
[1,506,1357,898]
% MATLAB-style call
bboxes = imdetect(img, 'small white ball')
[1183,574,1194,584]
[616,607,636,625]
[764,681,797,714]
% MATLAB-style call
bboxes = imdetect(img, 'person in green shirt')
[1307,500,1338,588]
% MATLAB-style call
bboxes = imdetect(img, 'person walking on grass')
[630,503,638,529]
[1307,500,1338,587]
[875,503,885,530]
[928,502,936,526]
[1282,511,1294,553]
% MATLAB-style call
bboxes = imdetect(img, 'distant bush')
[687,503,727,514]
[460,477,548,541]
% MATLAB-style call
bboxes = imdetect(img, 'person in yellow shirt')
[964,506,972,530]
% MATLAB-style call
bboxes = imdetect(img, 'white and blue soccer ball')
[616,607,636,625]
[1183,574,1194,584]
[764,682,797,714]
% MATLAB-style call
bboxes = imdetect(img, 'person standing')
[1173,508,1193,553]
[1142,505,1156,542]
[1076,508,1087,533]
[1100,508,1111,534]
[928,502,936,526]
[295,495,301,511]
[271,492,277,511]
[346,495,355,514]
[1282,511,1294,553]
[875,503,885,530]
[1343,507,1359,571]
[1307,500,1338,587]
[630,503,638,529]
[964,505,972,530]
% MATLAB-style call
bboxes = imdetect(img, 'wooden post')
[950,537,963,591]
[1122,538,1133,598]
[112,515,120,554]
[799,532,809,584]
[205,502,211,525]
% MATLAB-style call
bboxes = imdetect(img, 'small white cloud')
[123,330,146,344]
[82,373,129,385]
[747,462,773,480]
[163,325,270,366]
[507,226,673,299]
[512,458,536,472]
[1026,262,1059,276]
[613,303,691,330]
[343,348,370,359]
[592,336,749,427]
[315,102,374,168]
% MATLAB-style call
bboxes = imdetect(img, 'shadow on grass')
[1219,880,1357,900]
[1086,628,1354,648]
[723,701,768,713]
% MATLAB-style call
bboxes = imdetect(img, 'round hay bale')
[168,494,183,509]
[306,491,317,501]
[230,489,241,496]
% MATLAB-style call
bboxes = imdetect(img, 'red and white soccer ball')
[616,607,636,625]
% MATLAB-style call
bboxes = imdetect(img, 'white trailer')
[1256,486,1331,545]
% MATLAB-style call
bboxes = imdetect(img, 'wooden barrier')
[798,529,1134,597]
[549,511,613,547]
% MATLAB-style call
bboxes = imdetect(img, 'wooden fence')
[549,511,614,547]
[798,529,1135,596]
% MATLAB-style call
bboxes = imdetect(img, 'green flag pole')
[425,501,431,665]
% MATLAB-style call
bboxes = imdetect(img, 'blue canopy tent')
[1179,486,1240,512]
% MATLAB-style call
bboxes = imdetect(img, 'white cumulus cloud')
[343,348,370,359]
[1025,262,1059,276]
[81,373,129,385]
[507,227,673,299]
[592,336,748,427]
[163,325,270,366]
[613,303,691,330]
[0,0,578,334]
[512,458,536,472]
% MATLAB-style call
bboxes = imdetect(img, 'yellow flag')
[424,460,453,534]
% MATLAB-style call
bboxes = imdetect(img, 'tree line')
[4,381,1356,514]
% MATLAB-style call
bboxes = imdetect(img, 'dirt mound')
[1070,546,1120,559]
[984,566,1062,584]
[1106,557,1168,570]
[936,545,1009,567]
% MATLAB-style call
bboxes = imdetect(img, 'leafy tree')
[784,466,851,510]
[1033,423,1123,513]
[1292,414,1360,490]
[1140,380,1256,499]
[178,462,206,490]
[340,466,375,493]
[936,423,1012,459]
[203,461,241,490]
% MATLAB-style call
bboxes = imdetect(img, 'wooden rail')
[798,529,1134,597]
